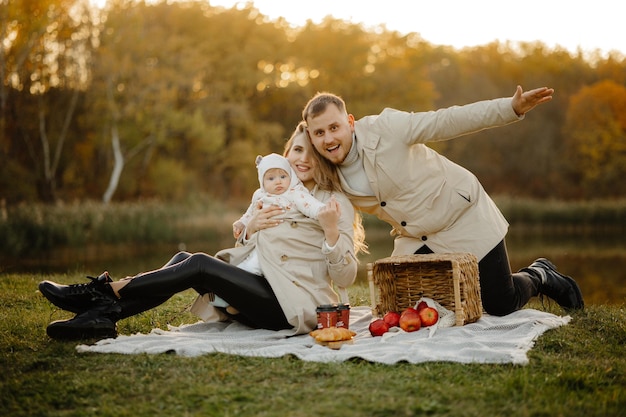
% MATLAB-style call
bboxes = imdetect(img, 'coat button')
[401,221,407,227]
[290,221,298,228]
[280,255,288,261]
[380,201,386,207]
[421,236,427,241]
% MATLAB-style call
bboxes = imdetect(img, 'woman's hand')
[245,202,284,239]
[318,195,341,247]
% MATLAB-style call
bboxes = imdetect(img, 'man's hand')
[511,85,554,116]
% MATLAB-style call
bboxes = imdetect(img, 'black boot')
[520,258,584,311]
[45,296,169,341]
[46,303,121,340]
[39,272,116,314]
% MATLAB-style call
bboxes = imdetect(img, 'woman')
[39,122,366,340]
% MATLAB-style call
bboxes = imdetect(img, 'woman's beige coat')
[342,97,521,261]
[192,189,358,335]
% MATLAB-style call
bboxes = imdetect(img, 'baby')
[232,153,326,239]
[214,153,326,315]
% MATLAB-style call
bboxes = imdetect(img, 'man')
[302,86,583,315]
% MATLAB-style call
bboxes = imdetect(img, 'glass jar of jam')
[316,304,337,329]
[336,303,350,329]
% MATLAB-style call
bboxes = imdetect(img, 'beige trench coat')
[191,189,357,335]
[342,97,521,261]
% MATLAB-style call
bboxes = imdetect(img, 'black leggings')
[117,251,291,331]
[415,240,539,316]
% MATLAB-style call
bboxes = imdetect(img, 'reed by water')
[0,196,239,257]
[2,196,624,257]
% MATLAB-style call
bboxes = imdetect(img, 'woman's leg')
[109,251,194,296]
[161,251,192,268]
[109,252,194,320]
[39,251,194,314]
[45,252,291,340]
[116,252,290,330]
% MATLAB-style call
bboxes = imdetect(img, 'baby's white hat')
[256,153,294,190]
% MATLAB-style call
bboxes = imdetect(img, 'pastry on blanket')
[309,327,356,342]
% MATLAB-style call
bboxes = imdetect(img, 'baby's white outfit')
[212,154,325,309]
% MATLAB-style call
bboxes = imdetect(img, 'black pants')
[415,240,540,316]
[117,251,291,331]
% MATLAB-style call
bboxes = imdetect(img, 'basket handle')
[367,263,379,317]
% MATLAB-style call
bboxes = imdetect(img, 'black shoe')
[46,309,118,341]
[531,258,584,311]
[39,272,116,314]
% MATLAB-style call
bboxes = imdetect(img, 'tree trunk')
[102,123,124,204]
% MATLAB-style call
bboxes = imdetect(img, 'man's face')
[306,104,354,165]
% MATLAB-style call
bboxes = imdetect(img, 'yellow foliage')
[564,80,626,195]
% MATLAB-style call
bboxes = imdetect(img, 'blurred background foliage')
[2,0,625,205]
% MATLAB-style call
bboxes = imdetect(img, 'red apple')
[416,301,429,312]
[383,311,401,328]
[369,318,390,337]
[418,306,439,327]
[399,307,421,332]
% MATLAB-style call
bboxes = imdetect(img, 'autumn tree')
[86,0,217,202]
[3,0,626,203]
[564,80,626,197]
[84,0,291,202]
[1,0,96,201]
[427,41,607,198]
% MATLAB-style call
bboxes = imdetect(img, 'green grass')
[1,274,625,417]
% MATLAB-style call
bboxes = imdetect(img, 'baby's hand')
[233,221,245,239]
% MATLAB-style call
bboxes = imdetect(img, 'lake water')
[4,229,625,306]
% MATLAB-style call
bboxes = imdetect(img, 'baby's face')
[263,168,290,194]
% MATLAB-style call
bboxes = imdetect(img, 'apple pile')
[369,301,439,337]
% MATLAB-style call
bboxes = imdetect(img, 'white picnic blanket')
[76,307,570,365]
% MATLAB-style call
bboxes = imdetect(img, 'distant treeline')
[2,0,626,205]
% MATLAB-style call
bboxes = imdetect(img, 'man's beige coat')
[341,97,521,260]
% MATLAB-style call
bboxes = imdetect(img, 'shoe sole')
[535,258,585,310]
[46,323,117,341]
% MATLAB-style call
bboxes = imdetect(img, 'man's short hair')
[302,92,347,121]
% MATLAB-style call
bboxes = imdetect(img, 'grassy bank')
[1,273,624,417]
[0,197,241,257]
[2,197,626,257]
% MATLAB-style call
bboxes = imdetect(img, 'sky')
[209,0,626,56]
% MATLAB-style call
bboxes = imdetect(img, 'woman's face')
[285,132,318,190]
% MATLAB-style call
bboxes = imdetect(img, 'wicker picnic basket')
[368,253,482,326]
